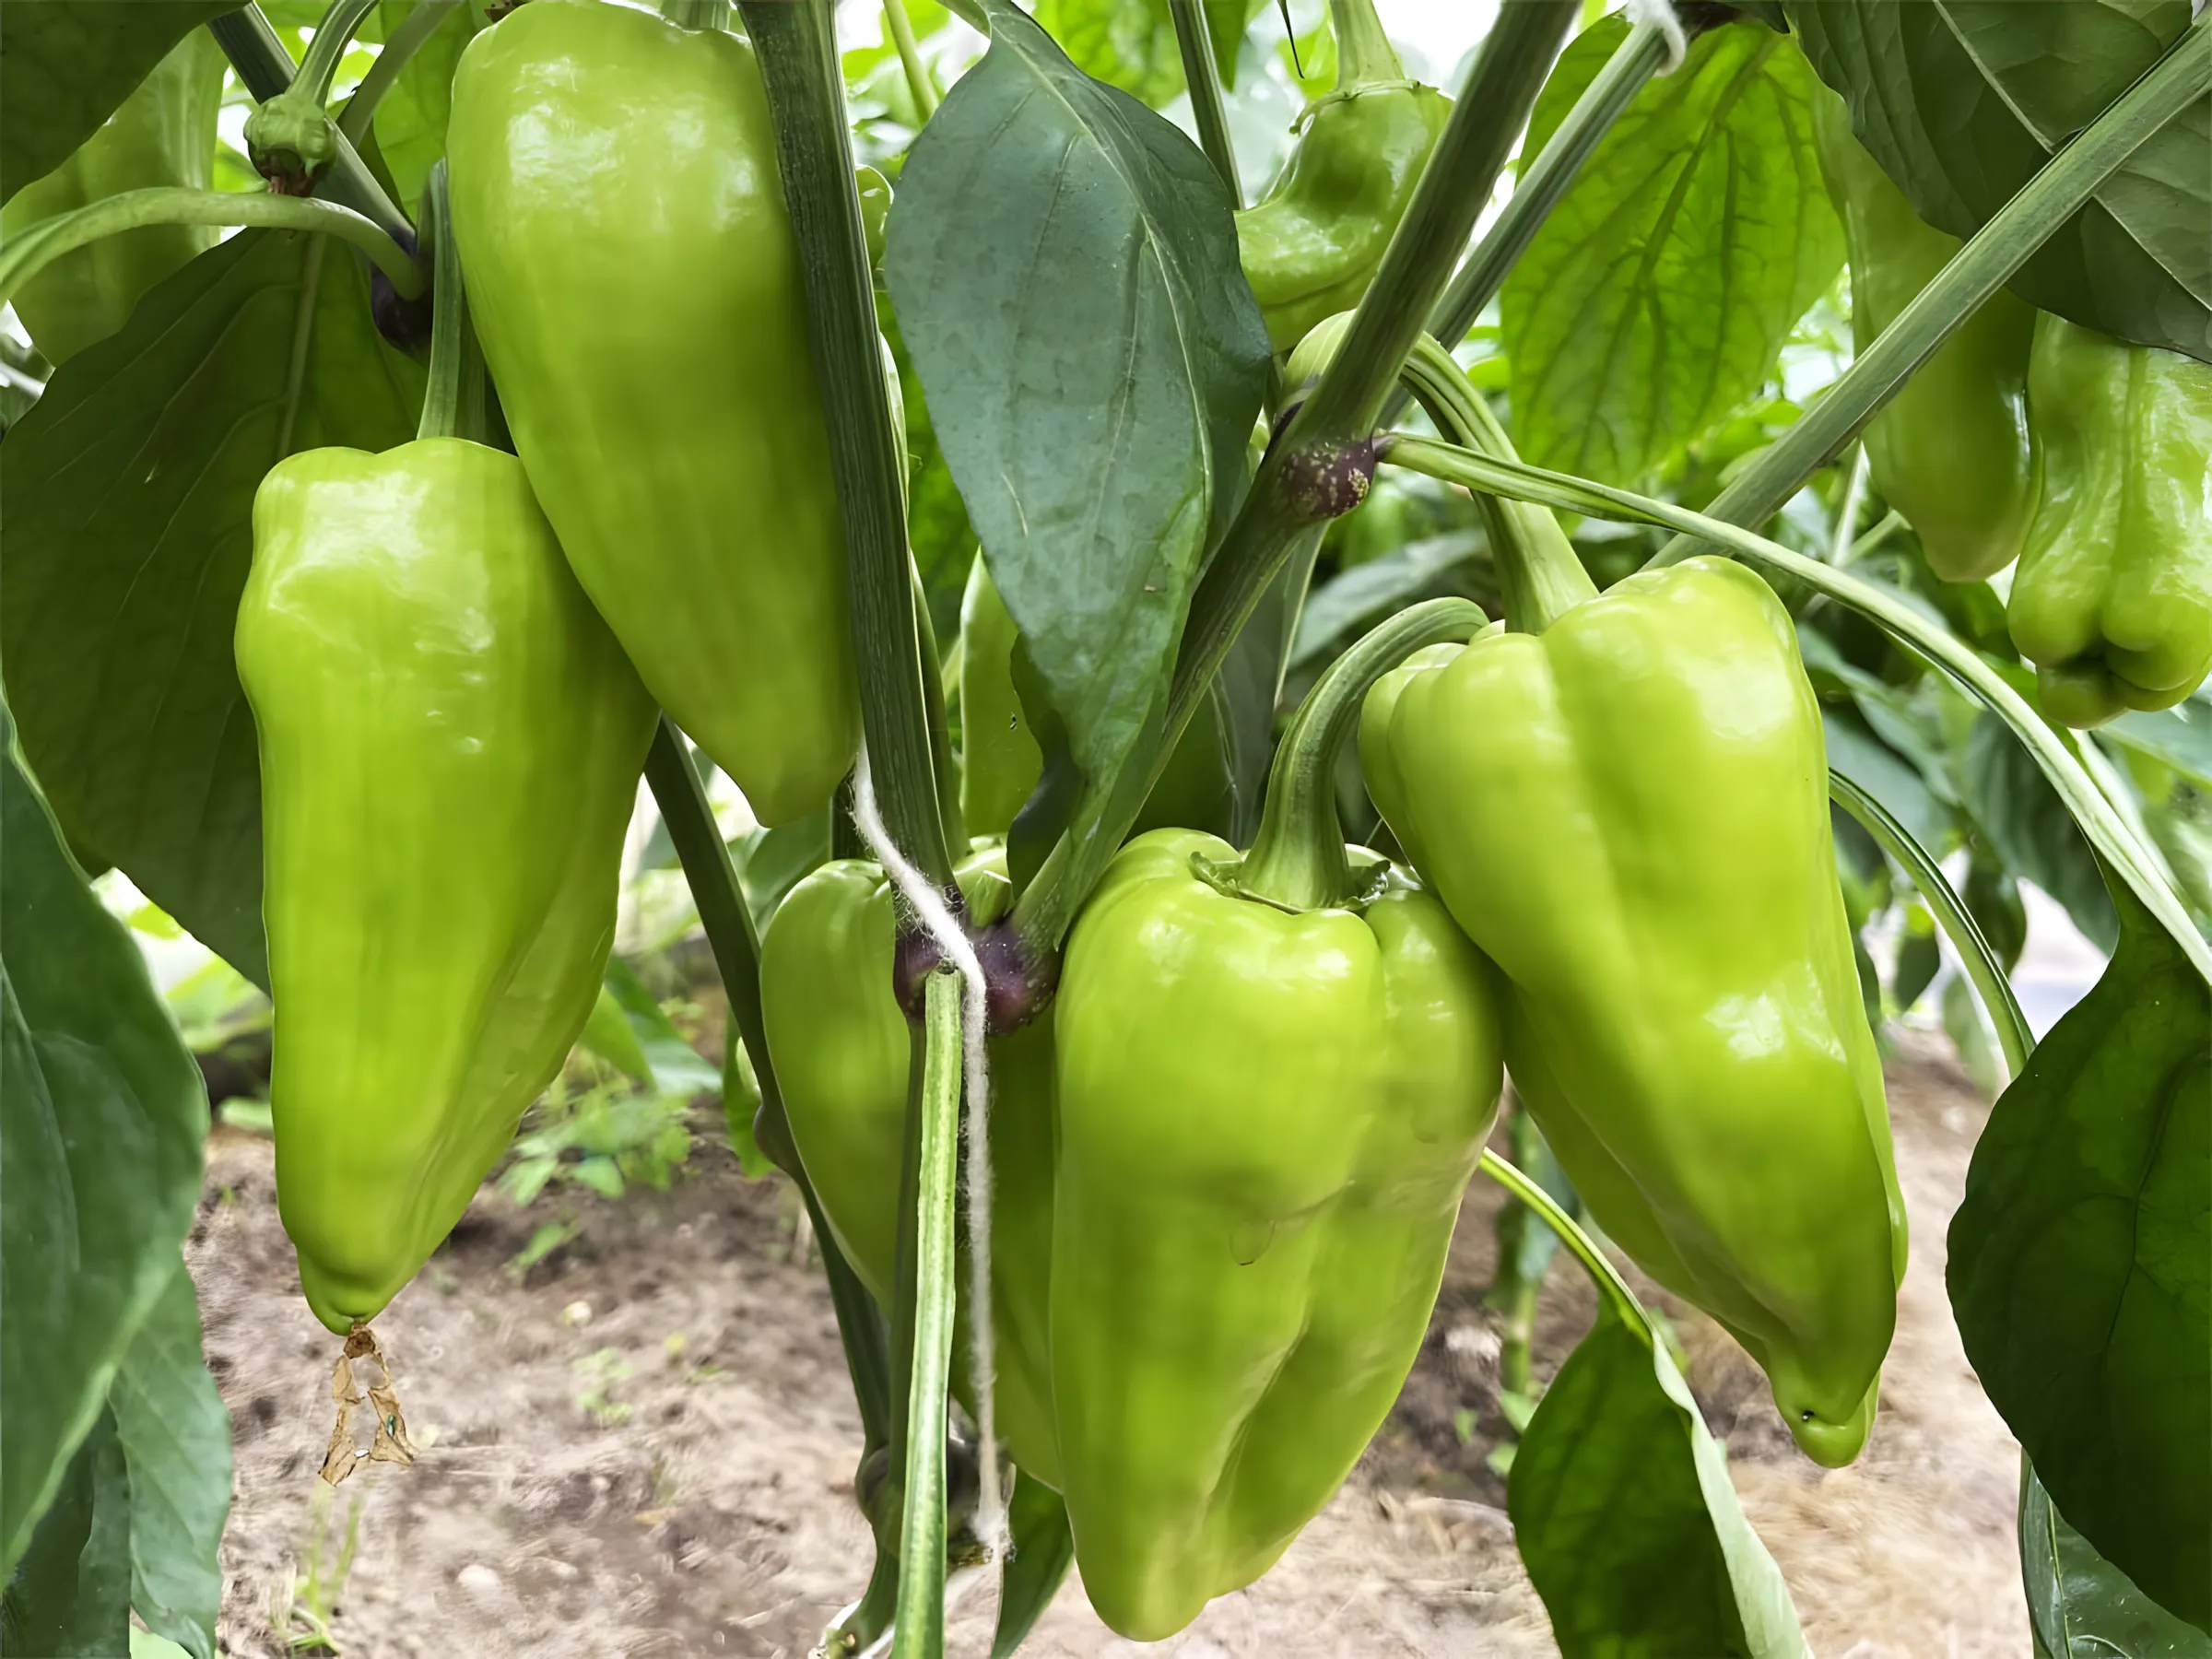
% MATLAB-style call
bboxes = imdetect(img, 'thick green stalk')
[1829,771,2031,1078]
[1236,598,1486,909]
[1169,0,1238,202]
[210,5,413,240]
[413,163,486,444]
[338,0,465,145]
[0,187,424,308]
[884,0,941,122]
[296,0,381,102]
[737,0,955,889]
[1646,14,2212,569]
[891,969,964,1658]
[1008,0,1578,957]
[660,0,729,28]
[1382,433,2212,983]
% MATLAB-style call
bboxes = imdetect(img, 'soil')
[193,1031,2026,1658]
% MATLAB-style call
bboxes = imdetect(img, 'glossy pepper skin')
[1361,557,1906,1468]
[2008,315,2212,728]
[1234,0,1450,354]
[0,30,225,364]
[237,440,657,1332]
[1052,830,1502,1640]
[1812,91,2036,582]
[759,844,1059,1486]
[446,0,857,824]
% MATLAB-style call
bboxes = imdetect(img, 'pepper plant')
[3,1,2208,1656]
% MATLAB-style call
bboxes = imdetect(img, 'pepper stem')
[1399,333,1595,633]
[1235,596,1487,911]
[1329,0,1407,91]
[244,0,382,192]
[415,161,487,445]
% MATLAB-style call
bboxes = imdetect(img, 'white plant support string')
[849,746,1008,1560]
[1627,0,1688,70]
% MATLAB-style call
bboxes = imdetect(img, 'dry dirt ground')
[194,1033,2025,1658]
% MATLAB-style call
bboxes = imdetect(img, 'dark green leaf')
[0,1,233,198]
[2022,1460,2212,1659]
[879,300,976,644]
[990,1471,1076,1659]
[602,957,720,1098]
[1894,912,1941,1011]
[2107,699,2212,794]
[1290,532,1483,670]
[1788,0,2210,362]
[0,229,427,985]
[1502,18,1843,486]
[886,0,1270,797]
[1822,706,1944,853]
[108,1260,229,1659]
[1949,879,2211,1634]
[1509,1303,1808,1658]
[1,1407,131,1657]
[1965,853,2029,974]
[1961,712,2117,951]
[1,713,206,1580]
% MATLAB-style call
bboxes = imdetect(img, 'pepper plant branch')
[0,188,425,309]
[1477,1150,1643,1331]
[1008,0,1578,957]
[1236,597,1486,910]
[414,163,486,445]
[1382,433,2212,983]
[737,0,956,889]
[1828,771,2031,1079]
[1644,11,2212,570]
[659,0,729,29]
[1169,0,1240,204]
[338,0,464,147]
[210,6,414,240]
[293,0,382,105]
[241,0,385,194]
[890,969,965,1659]
[884,0,941,124]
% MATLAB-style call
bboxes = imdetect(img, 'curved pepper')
[447,0,858,824]
[759,843,1059,1486]
[1234,0,1450,354]
[1811,89,2036,582]
[237,438,657,1332]
[0,29,225,364]
[1361,555,1906,1468]
[2008,314,2212,728]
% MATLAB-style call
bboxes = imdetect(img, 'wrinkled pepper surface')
[2009,315,2212,728]
[237,439,657,1332]
[447,0,857,824]
[1235,0,1450,353]
[1812,90,2037,582]
[759,843,1060,1485]
[1362,557,1906,1468]
[0,29,225,364]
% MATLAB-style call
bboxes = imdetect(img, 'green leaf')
[572,1156,626,1200]
[2107,699,2212,794]
[1,712,206,1580]
[1822,705,1946,853]
[1502,18,1844,487]
[733,804,833,931]
[369,0,482,212]
[0,2,234,198]
[885,0,1270,798]
[2021,1460,2212,1658]
[578,985,653,1083]
[1961,712,2118,952]
[601,956,720,1098]
[1508,1302,1809,1658]
[1027,0,1261,106]
[1290,531,1483,670]
[1942,971,2004,1099]
[1,1406,132,1657]
[990,1470,1076,1658]
[720,1026,773,1180]
[1788,0,2210,362]
[1948,878,2211,1635]
[107,1260,230,1659]
[0,229,426,985]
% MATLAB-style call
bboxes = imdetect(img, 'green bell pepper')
[0,29,226,364]
[759,842,1059,1486]
[237,438,657,1333]
[447,0,858,824]
[2008,314,2212,728]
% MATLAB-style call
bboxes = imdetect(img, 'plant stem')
[1828,770,2031,1079]
[338,0,465,147]
[890,969,964,1659]
[1644,13,2212,570]
[884,0,941,123]
[660,0,729,28]
[295,0,382,105]
[0,187,424,309]
[1236,597,1486,909]
[1477,1150,1641,1332]
[1382,433,2212,982]
[210,5,414,241]
[738,0,955,890]
[1008,0,1578,958]
[1329,0,1405,88]
[1170,0,1239,203]
[414,162,486,444]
